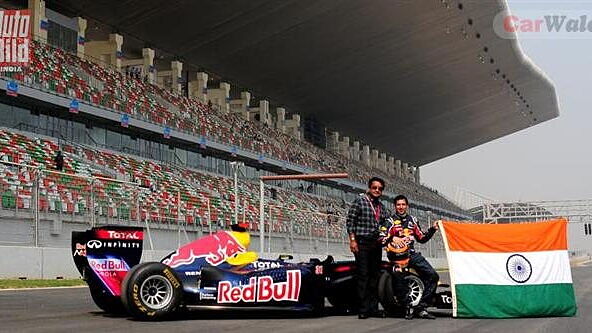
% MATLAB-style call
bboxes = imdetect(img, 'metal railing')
[0,160,352,253]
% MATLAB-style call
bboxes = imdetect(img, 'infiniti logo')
[86,240,102,248]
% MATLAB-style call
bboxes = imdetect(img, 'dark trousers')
[354,237,382,314]
[408,252,439,309]
[391,270,409,305]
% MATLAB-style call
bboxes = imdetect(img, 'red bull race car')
[72,224,451,320]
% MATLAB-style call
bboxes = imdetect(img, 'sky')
[421,0,592,206]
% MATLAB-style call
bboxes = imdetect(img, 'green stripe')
[456,283,577,318]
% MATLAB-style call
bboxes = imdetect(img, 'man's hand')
[390,237,406,247]
[433,220,442,230]
[349,239,359,254]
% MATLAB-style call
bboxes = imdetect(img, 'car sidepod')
[194,261,323,311]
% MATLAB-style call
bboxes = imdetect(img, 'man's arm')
[413,216,437,244]
[346,197,361,236]
[346,198,361,253]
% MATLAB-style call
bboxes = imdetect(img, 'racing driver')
[388,194,440,319]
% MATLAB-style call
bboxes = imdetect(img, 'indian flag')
[440,219,577,318]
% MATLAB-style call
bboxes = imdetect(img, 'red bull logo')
[217,270,301,303]
[89,258,128,271]
[87,258,130,296]
[163,231,246,268]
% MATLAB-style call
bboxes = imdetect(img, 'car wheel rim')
[406,277,423,307]
[140,275,173,310]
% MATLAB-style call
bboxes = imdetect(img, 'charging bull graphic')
[162,230,250,268]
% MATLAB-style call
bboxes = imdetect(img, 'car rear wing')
[72,226,144,296]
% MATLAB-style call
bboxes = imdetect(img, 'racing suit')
[382,213,439,310]
[379,221,411,307]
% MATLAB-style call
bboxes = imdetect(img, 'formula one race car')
[72,224,451,320]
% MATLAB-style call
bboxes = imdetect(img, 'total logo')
[440,294,452,304]
[217,270,301,303]
[88,258,129,272]
[96,230,143,240]
[250,261,282,270]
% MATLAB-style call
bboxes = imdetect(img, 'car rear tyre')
[378,271,424,315]
[121,262,183,320]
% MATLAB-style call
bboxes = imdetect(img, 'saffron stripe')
[441,219,567,252]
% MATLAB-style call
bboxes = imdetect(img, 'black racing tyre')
[89,287,126,315]
[378,272,424,315]
[121,262,183,320]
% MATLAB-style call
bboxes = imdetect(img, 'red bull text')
[217,270,301,303]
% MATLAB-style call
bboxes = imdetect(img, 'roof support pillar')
[352,141,360,161]
[362,145,370,167]
[171,60,183,94]
[284,113,301,140]
[328,132,339,154]
[207,82,230,113]
[395,159,402,178]
[29,0,47,41]
[85,33,123,71]
[76,17,87,58]
[340,136,350,158]
[371,149,379,169]
[230,91,250,119]
[387,156,395,176]
[379,153,387,172]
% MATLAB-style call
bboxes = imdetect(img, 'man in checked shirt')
[346,177,391,319]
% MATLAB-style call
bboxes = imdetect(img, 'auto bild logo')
[217,270,301,303]
[0,10,30,72]
[494,10,592,39]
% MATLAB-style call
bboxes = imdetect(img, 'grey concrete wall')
[0,246,449,279]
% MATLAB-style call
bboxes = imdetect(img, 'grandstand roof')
[50,0,559,166]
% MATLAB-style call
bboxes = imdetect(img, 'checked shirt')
[346,193,390,239]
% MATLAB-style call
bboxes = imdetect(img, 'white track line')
[0,285,87,292]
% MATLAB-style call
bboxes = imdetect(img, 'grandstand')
[0,1,559,276]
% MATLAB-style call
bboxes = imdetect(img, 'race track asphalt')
[1,266,590,333]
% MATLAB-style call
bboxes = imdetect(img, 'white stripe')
[439,220,458,317]
[449,250,573,285]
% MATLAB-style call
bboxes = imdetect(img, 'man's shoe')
[358,313,369,319]
[404,306,414,320]
[370,310,387,318]
[417,309,436,319]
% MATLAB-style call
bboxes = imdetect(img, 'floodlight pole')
[259,179,265,254]
[230,161,244,225]
[258,172,347,256]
